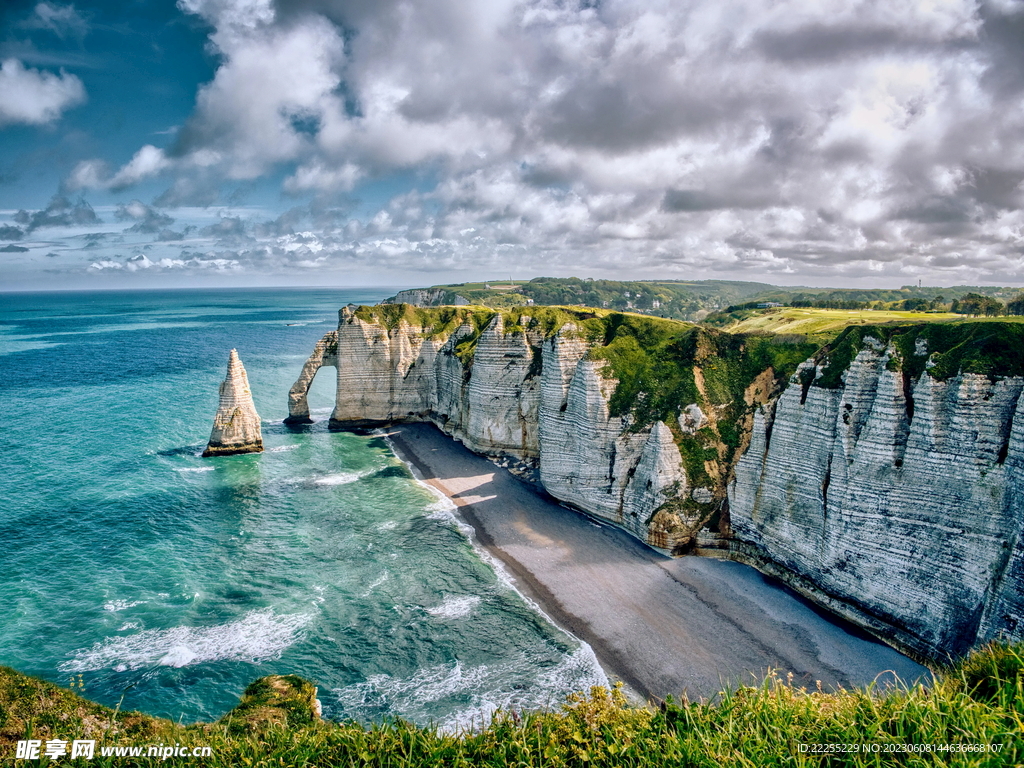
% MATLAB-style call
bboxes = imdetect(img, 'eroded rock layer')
[204,349,263,457]
[729,341,1024,659]
[288,306,1024,659]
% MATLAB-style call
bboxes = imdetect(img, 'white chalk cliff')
[729,344,1024,659]
[204,349,263,457]
[288,306,1024,659]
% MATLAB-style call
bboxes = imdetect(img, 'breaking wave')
[60,608,313,673]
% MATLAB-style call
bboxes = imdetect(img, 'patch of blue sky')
[0,1,215,210]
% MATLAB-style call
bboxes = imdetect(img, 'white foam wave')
[176,467,214,473]
[269,444,300,452]
[361,572,390,597]
[377,520,398,531]
[118,623,140,631]
[104,599,146,612]
[425,595,481,619]
[332,645,607,733]
[60,608,312,672]
[314,471,363,486]
[425,497,458,514]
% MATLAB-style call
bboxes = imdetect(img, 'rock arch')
[284,330,338,424]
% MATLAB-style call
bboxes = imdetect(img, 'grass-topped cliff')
[813,321,1024,388]
[2,642,1022,766]
[345,304,1024,543]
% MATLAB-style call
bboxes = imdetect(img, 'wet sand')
[387,422,930,702]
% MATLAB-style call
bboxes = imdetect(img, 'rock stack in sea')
[203,349,264,457]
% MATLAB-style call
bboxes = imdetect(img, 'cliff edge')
[287,306,1024,660]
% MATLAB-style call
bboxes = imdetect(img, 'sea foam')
[332,644,607,733]
[60,608,312,672]
[425,595,481,619]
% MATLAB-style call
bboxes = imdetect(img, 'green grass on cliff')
[1,642,1022,766]
[706,307,964,341]
[814,321,1024,388]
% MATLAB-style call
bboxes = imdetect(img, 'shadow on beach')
[383,422,931,703]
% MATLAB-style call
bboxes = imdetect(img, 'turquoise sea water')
[0,289,604,729]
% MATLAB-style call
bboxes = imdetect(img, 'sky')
[2,0,1024,291]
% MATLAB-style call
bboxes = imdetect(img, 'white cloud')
[25,3,90,39]
[109,145,172,189]
[64,159,109,191]
[0,58,85,126]
[61,0,1024,285]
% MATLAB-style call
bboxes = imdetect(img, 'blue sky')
[3,0,1024,290]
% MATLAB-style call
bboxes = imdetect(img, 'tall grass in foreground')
[2,642,1022,766]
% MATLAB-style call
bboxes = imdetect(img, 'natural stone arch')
[284,330,338,424]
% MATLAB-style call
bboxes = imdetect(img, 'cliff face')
[289,306,713,550]
[382,288,470,307]
[204,349,263,457]
[288,307,1024,659]
[729,329,1024,659]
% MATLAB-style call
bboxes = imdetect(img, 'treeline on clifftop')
[384,277,1024,321]
[717,291,1024,316]
[2,642,1022,766]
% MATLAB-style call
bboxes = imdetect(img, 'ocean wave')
[331,645,607,732]
[104,599,146,612]
[176,467,214,473]
[60,608,313,673]
[313,470,368,486]
[360,572,390,597]
[268,444,300,452]
[425,595,481,619]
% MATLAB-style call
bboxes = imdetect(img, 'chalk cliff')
[203,349,264,457]
[382,288,470,307]
[729,325,1024,659]
[289,305,723,550]
[288,306,1024,659]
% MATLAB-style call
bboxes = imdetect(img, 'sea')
[0,288,606,730]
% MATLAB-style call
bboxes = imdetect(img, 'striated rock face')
[382,288,470,307]
[289,307,1024,659]
[289,307,698,550]
[203,349,263,457]
[285,331,338,424]
[729,343,1024,659]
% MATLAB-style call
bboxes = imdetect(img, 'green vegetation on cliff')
[704,307,964,343]
[2,642,1022,766]
[386,278,1024,322]
[815,321,1024,388]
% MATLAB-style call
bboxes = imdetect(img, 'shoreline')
[385,429,644,700]
[385,422,930,703]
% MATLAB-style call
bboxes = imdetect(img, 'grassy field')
[717,308,960,338]
[709,307,1024,342]
[1,642,1022,766]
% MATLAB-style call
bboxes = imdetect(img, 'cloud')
[66,146,173,191]
[115,200,175,233]
[0,58,85,126]
[44,0,1024,284]
[0,244,30,252]
[15,195,100,231]
[23,3,90,40]
[0,225,24,240]
[87,252,243,272]
[109,145,173,190]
